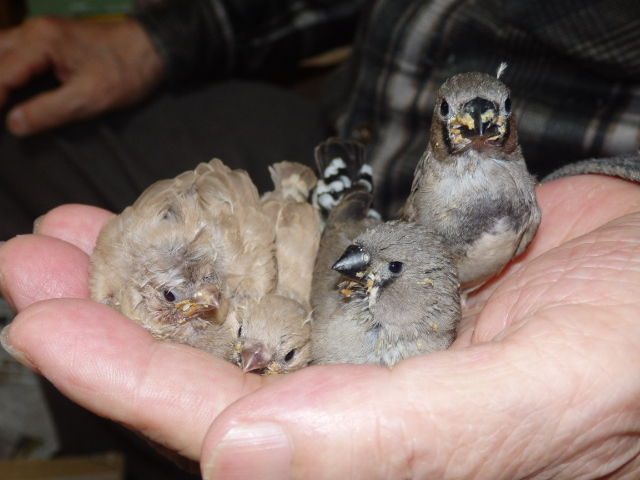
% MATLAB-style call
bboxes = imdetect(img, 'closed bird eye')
[440,99,450,116]
[388,261,403,274]
[284,349,296,362]
[163,289,177,302]
[238,325,243,338]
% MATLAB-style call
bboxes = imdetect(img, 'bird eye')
[284,349,296,362]
[163,289,177,302]
[440,100,450,116]
[388,262,403,274]
[504,97,511,113]
[237,325,243,337]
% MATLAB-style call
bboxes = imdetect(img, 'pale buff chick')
[260,161,322,308]
[89,159,277,357]
[229,294,312,374]
[219,161,321,374]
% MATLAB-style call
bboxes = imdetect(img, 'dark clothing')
[2,0,639,235]
[136,0,640,215]
[0,81,326,239]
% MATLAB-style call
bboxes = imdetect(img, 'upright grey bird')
[401,69,541,292]
[310,138,461,367]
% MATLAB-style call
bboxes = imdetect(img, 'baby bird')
[310,138,461,366]
[89,159,276,357]
[401,67,541,292]
[219,161,320,375]
[311,222,460,366]
[231,294,312,374]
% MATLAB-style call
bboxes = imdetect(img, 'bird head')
[233,295,312,375]
[431,71,518,156]
[129,212,230,333]
[332,221,460,327]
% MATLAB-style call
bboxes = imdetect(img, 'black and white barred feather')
[312,138,379,219]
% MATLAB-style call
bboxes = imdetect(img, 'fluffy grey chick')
[401,68,541,292]
[89,158,277,358]
[310,138,461,366]
[311,221,460,367]
[230,294,312,374]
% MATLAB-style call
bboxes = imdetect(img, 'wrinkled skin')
[0,16,163,136]
[2,174,640,479]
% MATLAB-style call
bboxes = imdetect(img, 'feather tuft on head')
[496,62,508,79]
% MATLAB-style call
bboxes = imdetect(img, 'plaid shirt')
[137,0,640,216]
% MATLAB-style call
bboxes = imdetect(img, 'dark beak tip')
[332,245,362,268]
[332,244,370,281]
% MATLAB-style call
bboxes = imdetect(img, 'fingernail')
[32,216,44,234]
[204,422,292,480]
[7,108,31,137]
[1,324,38,372]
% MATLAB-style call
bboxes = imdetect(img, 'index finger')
[34,203,114,255]
[0,234,90,311]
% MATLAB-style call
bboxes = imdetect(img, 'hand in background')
[0,16,165,136]
[2,175,640,479]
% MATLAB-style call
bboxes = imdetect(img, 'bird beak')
[455,97,500,139]
[174,284,222,323]
[332,244,370,282]
[241,340,273,374]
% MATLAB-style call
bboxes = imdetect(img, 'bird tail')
[312,138,377,218]
[263,161,317,204]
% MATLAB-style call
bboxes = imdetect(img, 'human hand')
[0,16,165,136]
[2,175,640,479]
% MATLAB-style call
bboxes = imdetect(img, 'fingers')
[2,297,264,461]
[0,16,164,136]
[0,20,53,107]
[0,234,90,311]
[7,78,103,136]
[34,204,114,255]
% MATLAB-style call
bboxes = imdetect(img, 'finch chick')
[89,159,276,357]
[231,294,312,374]
[311,221,461,366]
[401,69,541,292]
[310,138,461,366]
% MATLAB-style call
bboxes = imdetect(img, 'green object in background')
[27,0,133,17]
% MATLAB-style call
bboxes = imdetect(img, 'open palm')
[2,174,640,479]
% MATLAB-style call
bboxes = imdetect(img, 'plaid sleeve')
[542,154,640,184]
[134,0,363,86]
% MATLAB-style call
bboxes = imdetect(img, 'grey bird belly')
[455,217,521,286]
[421,156,536,288]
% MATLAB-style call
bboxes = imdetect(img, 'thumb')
[199,353,507,480]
